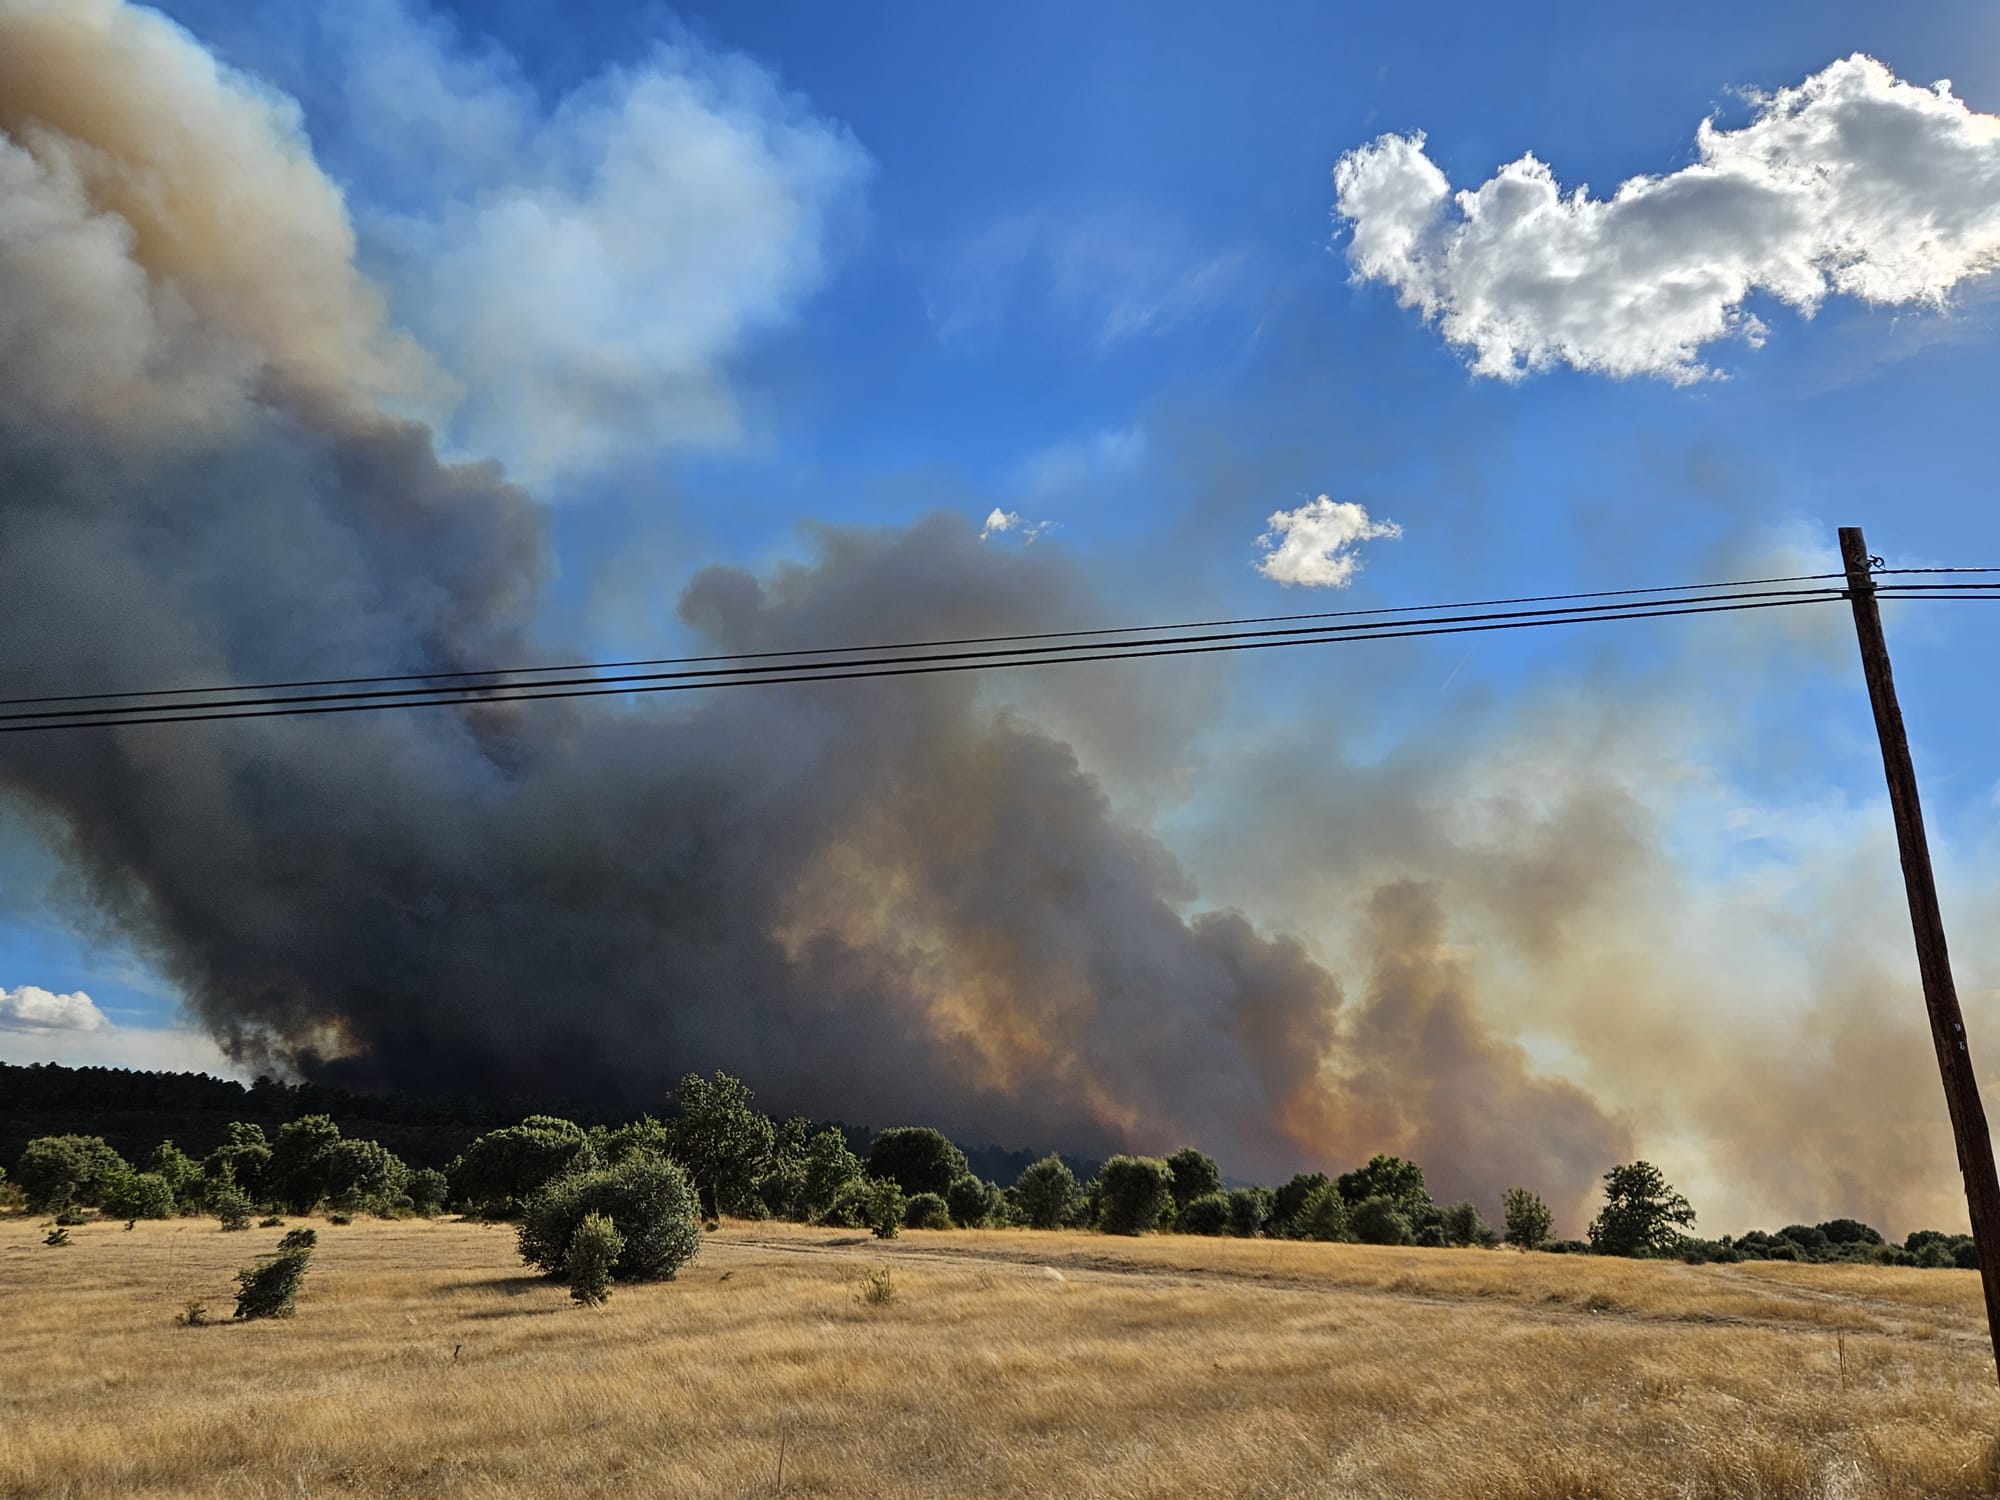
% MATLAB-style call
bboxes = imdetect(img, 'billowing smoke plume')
[0,0,1627,1219]
[2,2,1986,1238]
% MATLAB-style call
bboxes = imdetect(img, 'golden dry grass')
[3,1214,1997,1499]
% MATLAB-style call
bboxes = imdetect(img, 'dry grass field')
[4,1214,1998,1499]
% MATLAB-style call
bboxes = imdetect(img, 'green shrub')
[1096,1156,1173,1236]
[1337,1155,1429,1217]
[1439,1200,1494,1248]
[1270,1173,1332,1237]
[866,1127,968,1198]
[202,1123,271,1201]
[142,1141,202,1209]
[1013,1155,1081,1230]
[54,1208,88,1226]
[904,1191,952,1230]
[821,1178,874,1229]
[102,1170,176,1222]
[1227,1187,1272,1238]
[327,1213,353,1226]
[451,1117,594,1218]
[1501,1187,1553,1250]
[407,1168,449,1217]
[15,1135,129,1212]
[799,1129,864,1222]
[864,1177,906,1239]
[1176,1192,1231,1235]
[565,1212,624,1307]
[266,1116,344,1215]
[43,1226,71,1247]
[945,1174,1004,1228]
[257,1216,284,1229]
[1350,1195,1414,1246]
[210,1173,254,1232]
[1165,1147,1222,1210]
[234,1247,312,1320]
[1296,1183,1349,1241]
[518,1154,702,1282]
[278,1227,318,1253]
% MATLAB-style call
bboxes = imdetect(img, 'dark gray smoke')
[0,0,1629,1218]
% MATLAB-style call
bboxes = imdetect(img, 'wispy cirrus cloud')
[1334,54,2000,382]
[928,207,1250,349]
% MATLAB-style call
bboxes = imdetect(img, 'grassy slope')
[1,1215,1995,1499]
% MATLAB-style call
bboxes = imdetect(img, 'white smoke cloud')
[1256,497,1401,588]
[1334,54,2000,382]
[0,984,108,1033]
[330,0,870,481]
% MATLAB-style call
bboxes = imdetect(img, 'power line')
[0,592,1839,735]
[0,584,1849,728]
[0,569,1849,714]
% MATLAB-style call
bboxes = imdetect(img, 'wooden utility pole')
[1840,526,2000,1384]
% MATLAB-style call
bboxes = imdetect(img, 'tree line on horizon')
[3,1068,1979,1292]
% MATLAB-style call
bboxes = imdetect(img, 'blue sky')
[5,0,2000,1226]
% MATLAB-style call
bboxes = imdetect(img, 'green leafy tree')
[1227,1187,1272,1238]
[1501,1188,1553,1250]
[1270,1173,1332,1237]
[451,1116,593,1217]
[1337,1155,1430,1217]
[754,1117,813,1219]
[325,1138,409,1214]
[866,1126,969,1199]
[945,1174,1004,1228]
[593,1115,672,1167]
[202,1123,271,1201]
[1438,1200,1494,1247]
[566,1213,624,1307]
[14,1135,129,1212]
[1296,1183,1349,1241]
[407,1168,449,1217]
[668,1072,776,1219]
[1013,1155,1082,1230]
[1350,1195,1414,1246]
[209,1165,254,1230]
[903,1191,952,1230]
[1165,1147,1223,1211]
[1587,1161,1696,1258]
[859,1176,906,1239]
[1096,1155,1173,1236]
[267,1115,344,1214]
[518,1154,702,1282]
[1176,1192,1231,1235]
[102,1169,176,1221]
[799,1129,864,1222]
[143,1141,202,1209]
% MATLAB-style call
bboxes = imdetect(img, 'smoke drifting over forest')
[1,1,1989,1234]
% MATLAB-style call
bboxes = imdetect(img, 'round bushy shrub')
[15,1135,128,1212]
[234,1246,312,1320]
[866,1127,968,1198]
[102,1170,176,1222]
[566,1212,624,1307]
[1227,1187,1272,1239]
[1013,1155,1081,1230]
[903,1192,952,1230]
[1096,1156,1173,1236]
[1176,1192,1231,1236]
[945,1174,1003,1228]
[518,1155,701,1283]
[1351,1195,1415,1246]
[1296,1183,1349,1242]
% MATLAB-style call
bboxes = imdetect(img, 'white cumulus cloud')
[0,984,110,1033]
[980,507,1054,544]
[1255,497,1401,588]
[1334,54,2000,382]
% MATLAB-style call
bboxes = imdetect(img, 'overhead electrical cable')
[0,569,1850,713]
[0,591,1843,735]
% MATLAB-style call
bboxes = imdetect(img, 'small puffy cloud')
[0,984,110,1033]
[1256,497,1401,588]
[1334,54,2000,382]
[980,508,1054,544]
